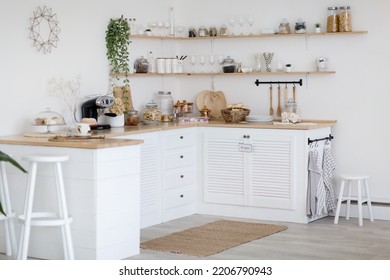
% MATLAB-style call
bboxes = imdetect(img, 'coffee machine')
[81,95,115,129]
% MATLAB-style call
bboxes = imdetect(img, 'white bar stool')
[334,173,374,226]
[17,155,74,260]
[0,161,18,257]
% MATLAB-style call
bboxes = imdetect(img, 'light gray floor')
[1,214,389,260]
[127,214,390,260]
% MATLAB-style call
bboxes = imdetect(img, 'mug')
[76,123,90,135]
[317,57,328,71]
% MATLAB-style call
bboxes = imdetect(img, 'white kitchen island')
[0,136,143,260]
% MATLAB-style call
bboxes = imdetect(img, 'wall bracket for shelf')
[254,79,303,87]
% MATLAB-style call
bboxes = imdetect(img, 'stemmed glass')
[164,21,170,36]
[190,55,197,73]
[228,16,236,36]
[247,14,255,35]
[238,15,245,35]
[209,55,215,73]
[157,21,164,36]
[199,55,206,72]
[218,55,224,72]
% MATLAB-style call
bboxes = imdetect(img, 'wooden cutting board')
[48,135,105,142]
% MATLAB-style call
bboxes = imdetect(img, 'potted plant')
[107,97,126,127]
[105,15,132,111]
[0,151,27,215]
[315,23,321,33]
[285,64,292,72]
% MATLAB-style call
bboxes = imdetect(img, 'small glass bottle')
[338,6,352,32]
[327,7,339,32]
[125,107,140,126]
[157,91,173,121]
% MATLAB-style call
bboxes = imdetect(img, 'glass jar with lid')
[157,91,173,122]
[220,56,237,73]
[134,56,149,73]
[338,6,352,32]
[327,7,339,32]
[125,107,140,126]
[142,100,161,123]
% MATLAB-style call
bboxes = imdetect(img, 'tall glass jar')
[157,91,173,121]
[338,6,352,32]
[327,7,339,32]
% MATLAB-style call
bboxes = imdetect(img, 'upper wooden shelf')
[130,31,368,40]
[113,71,336,77]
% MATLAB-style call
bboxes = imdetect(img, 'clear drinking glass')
[199,55,205,72]
[228,16,236,35]
[190,55,197,72]
[209,55,215,73]
[247,14,255,35]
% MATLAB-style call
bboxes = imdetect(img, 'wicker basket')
[221,108,250,123]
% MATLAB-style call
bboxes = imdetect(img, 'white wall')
[1,0,390,203]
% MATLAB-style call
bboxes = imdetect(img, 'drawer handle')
[180,136,184,139]
[180,175,184,178]
[180,155,184,159]
[180,194,184,198]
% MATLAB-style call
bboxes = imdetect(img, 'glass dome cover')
[32,107,66,126]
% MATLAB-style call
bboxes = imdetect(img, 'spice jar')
[295,19,306,34]
[338,6,352,32]
[134,56,149,73]
[125,107,140,126]
[327,7,339,32]
[142,100,161,123]
[279,18,291,34]
[157,91,173,122]
[220,56,237,73]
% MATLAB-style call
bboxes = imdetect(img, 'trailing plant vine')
[105,15,131,88]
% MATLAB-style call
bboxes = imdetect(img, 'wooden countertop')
[0,119,336,148]
[0,135,143,149]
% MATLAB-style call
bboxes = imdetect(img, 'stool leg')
[17,162,37,260]
[54,162,74,260]
[0,162,17,257]
[364,179,374,222]
[346,180,352,220]
[334,179,345,224]
[357,179,363,226]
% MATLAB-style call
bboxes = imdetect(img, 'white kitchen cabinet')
[203,128,295,210]
[160,127,196,222]
[118,132,161,228]
[199,126,332,223]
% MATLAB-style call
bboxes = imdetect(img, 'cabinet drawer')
[163,168,195,190]
[164,189,194,210]
[163,130,195,150]
[164,149,196,170]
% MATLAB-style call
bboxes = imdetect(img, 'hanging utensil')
[292,84,297,113]
[284,83,289,104]
[269,85,274,116]
[277,84,281,117]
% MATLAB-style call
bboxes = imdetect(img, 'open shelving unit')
[113,71,336,77]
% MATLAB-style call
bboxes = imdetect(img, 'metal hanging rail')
[255,78,303,87]
[307,134,334,145]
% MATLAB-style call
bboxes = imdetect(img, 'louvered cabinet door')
[248,134,295,210]
[128,133,161,228]
[204,130,246,205]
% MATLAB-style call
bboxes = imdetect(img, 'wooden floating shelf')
[131,31,367,40]
[112,71,336,77]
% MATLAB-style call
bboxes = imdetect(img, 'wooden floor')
[1,214,390,260]
[127,214,390,260]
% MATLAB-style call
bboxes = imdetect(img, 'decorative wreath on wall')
[29,6,61,54]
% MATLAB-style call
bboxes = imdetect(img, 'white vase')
[315,27,321,33]
[108,114,124,127]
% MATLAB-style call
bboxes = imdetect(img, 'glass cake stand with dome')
[31,108,66,133]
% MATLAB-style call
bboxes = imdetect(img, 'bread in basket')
[221,107,250,123]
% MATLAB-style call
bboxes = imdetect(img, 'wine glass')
[238,15,245,35]
[190,55,197,73]
[199,55,205,72]
[164,21,170,36]
[228,16,236,35]
[157,21,164,36]
[209,55,215,73]
[218,55,224,72]
[247,14,255,35]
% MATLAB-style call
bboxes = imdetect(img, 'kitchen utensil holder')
[307,134,334,145]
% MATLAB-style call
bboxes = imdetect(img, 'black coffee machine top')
[81,96,115,120]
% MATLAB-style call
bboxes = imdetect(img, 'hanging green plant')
[105,15,131,87]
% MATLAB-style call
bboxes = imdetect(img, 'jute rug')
[140,220,287,257]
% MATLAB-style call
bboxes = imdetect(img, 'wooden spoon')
[293,84,297,113]
[269,85,274,116]
[277,85,281,117]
